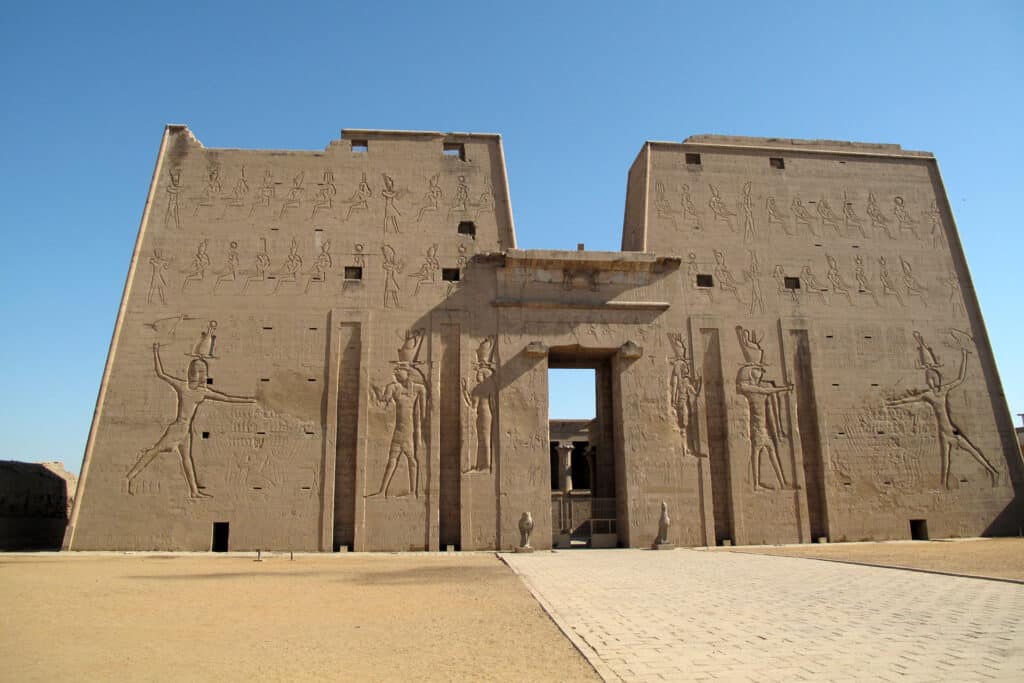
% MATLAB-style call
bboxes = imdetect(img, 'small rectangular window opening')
[457,221,476,238]
[201,431,210,439]
[307,378,317,382]
[344,266,363,280]
[260,378,270,383]
[211,522,229,552]
[443,142,466,160]
[685,152,702,166]
[784,276,801,290]
[206,377,213,385]
[442,268,461,282]
[910,519,929,541]
[351,140,368,153]
[696,273,714,288]
[769,157,785,170]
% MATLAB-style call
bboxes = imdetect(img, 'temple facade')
[65,126,1023,551]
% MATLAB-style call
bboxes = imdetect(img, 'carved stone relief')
[417,173,442,222]
[181,239,210,292]
[127,320,257,499]
[708,184,736,231]
[367,329,427,498]
[344,173,371,221]
[304,240,332,293]
[408,244,439,295]
[148,249,170,305]
[463,337,496,473]
[735,326,794,491]
[381,173,402,234]
[668,333,702,457]
[884,330,999,488]
[381,244,403,308]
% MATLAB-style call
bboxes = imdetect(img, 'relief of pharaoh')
[127,321,256,498]
[885,331,999,487]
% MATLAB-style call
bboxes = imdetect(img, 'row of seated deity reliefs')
[147,237,469,307]
[664,325,999,495]
[683,249,965,316]
[165,164,495,233]
[655,181,945,247]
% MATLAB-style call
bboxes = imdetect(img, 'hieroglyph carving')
[367,330,427,498]
[193,164,222,217]
[249,171,274,217]
[278,172,305,219]
[164,167,182,230]
[304,240,332,293]
[744,251,765,315]
[273,239,302,294]
[740,181,756,242]
[766,195,790,236]
[735,326,794,491]
[310,169,336,219]
[182,239,210,292]
[417,173,442,222]
[408,244,439,295]
[885,331,999,487]
[381,173,401,234]
[668,333,702,457]
[463,336,496,473]
[714,250,741,303]
[242,238,271,293]
[680,184,703,228]
[344,173,371,221]
[825,254,853,306]
[127,322,256,498]
[708,184,735,231]
[148,249,170,305]
[381,245,403,308]
[213,241,240,294]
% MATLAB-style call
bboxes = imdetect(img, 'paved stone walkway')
[502,549,1024,682]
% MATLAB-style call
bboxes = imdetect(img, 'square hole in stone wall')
[685,152,702,165]
[457,221,476,238]
[696,273,714,288]
[443,142,466,160]
[784,276,801,290]
[351,140,368,152]
[442,268,460,282]
[770,157,785,170]
[344,266,363,280]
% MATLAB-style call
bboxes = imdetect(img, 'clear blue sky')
[1,1,1021,474]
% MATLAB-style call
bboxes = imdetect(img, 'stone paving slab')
[501,549,1024,682]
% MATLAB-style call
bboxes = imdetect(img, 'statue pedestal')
[652,543,676,550]
[514,545,535,553]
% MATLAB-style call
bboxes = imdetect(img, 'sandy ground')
[725,537,1024,581]
[0,552,597,682]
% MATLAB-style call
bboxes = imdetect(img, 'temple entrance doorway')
[548,352,618,548]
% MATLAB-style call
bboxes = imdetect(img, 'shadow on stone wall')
[0,461,76,550]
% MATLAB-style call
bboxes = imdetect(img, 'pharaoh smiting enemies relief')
[127,323,256,498]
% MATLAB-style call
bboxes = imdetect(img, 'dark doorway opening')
[910,519,929,541]
[548,351,618,549]
[212,522,230,552]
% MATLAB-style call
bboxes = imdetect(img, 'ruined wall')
[0,461,76,549]
[67,126,515,551]
[636,136,1023,543]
